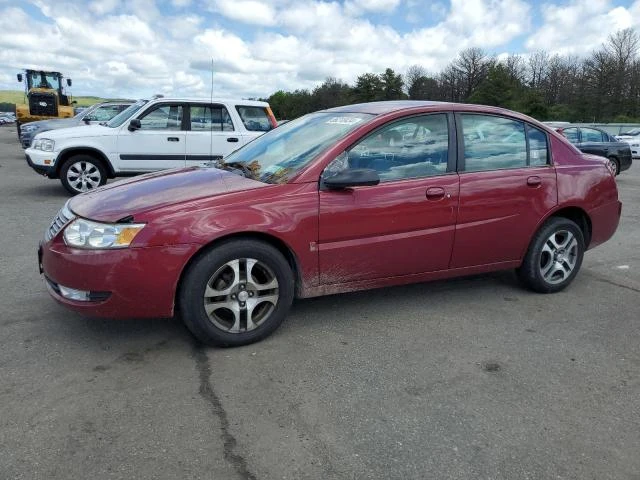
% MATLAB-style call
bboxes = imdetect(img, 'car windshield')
[106,100,148,128]
[222,112,374,184]
[73,103,99,120]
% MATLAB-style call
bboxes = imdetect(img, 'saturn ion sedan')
[39,101,621,346]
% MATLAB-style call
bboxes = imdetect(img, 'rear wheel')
[179,239,295,347]
[59,155,107,195]
[517,217,585,293]
[608,156,620,176]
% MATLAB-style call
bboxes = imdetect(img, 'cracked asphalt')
[1,125,639,480]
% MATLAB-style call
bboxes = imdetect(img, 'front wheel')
[179,240,295,347]
[59,155,107,195]
[517,217,585,293]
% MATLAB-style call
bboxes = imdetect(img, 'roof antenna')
[210,58,216,167]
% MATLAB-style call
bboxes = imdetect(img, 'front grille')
[29,93,58,116]
[45,203,74,241]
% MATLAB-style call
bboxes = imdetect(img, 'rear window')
[236,106,273,132]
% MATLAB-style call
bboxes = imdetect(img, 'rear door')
[116,102,186,172]
[450,114,557,268]
[184,103,240,167]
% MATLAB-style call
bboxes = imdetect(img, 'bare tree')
[528,50,549,89]
[454,47,489,99]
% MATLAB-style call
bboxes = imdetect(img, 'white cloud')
[1,0,638,102]
[212,0,277,26]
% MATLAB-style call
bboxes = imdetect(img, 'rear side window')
[461,114,527,171]
[236,106,273,132]
[527,125,549,166]
[190,105,234,131]
[582,128,605,142]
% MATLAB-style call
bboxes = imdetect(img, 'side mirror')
[324,168,380,189]
[128,119,141,131]
[17,73,22,82]
[83,117,92,124]
[67,79,72,87]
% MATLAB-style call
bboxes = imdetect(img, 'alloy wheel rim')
[67,161,101,192]
[539,229,578,285]
[203,258,279,333]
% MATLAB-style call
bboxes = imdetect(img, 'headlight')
[21,124,38,133]
[33,138,55,151]
[631,144,639,147]
[63,218,146,249]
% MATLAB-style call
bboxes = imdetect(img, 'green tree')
[380,68,405,100]
[352,73,384,102]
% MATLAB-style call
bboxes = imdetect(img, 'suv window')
[461,114,526,171]
[582,128,605,142]
[330,114,449,182]
[190,105,234,131]
[236,106,272,132]
[138,104,184,131]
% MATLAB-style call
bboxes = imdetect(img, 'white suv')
[25,96,277,194]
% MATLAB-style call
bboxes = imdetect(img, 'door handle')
[527,176,541,187]
[167,137,180,142]
[227,137,239,143]
[426,187,446,200]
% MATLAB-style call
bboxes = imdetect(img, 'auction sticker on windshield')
[325,116,364,125]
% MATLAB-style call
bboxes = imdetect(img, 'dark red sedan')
[40,101,621,346]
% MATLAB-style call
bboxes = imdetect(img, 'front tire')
[517,217,585,293]
[179,240,295,347]
[60,155,107,195]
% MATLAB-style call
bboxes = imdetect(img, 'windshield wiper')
[216,160,253,179]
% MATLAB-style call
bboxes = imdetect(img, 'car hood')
[30,118,80,131]
[68,167,266,222]
[39,124,112,140]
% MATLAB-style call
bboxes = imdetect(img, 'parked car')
[39,101,621,347]
[19,101,132,148]
[615,128,640,158]
[25,97,277,194]
[557,125,632,175]
[0,113,15,124]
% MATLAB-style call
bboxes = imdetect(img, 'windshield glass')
[223,112,374,184]
[106,100,148,128]
[73,103,99,119]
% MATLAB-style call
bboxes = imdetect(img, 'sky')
[1,0,639,100]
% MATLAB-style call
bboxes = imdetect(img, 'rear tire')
[59,155,107,195]
[517,217,585,293]
[179,239,295,347]
[608,156,620,176]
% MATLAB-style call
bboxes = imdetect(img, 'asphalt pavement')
[1,124,639,480]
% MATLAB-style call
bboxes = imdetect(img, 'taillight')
[265,107,278,129]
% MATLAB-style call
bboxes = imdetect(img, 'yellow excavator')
[16,69,75,137]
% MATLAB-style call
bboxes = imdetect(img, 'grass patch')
[0,90,109,107]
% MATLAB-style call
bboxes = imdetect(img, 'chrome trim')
[45,202,75,241]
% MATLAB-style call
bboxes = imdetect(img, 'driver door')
[318,113,459,284]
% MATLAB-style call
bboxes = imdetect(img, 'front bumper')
[40,235,201,318]
[25,147,58,177]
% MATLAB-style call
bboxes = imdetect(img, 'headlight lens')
[63,218,146,249]
[33,138,55,151]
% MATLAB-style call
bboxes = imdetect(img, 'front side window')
[327,114,449,182]
[190,105,234,131]
[461,114,526,171]
[581,128,605,143]
[107,100,148,128]
[236,106,273,132]
[138,104,184,131]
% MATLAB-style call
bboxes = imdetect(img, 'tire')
[59,155,107,195]
[517,217,585,293]
[179,239,295,347]
[608,156,620,176]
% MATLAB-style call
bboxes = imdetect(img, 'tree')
[454,47,490,100]
[352,73,384,102]
[379,68,405,100]
[311,77,352,110]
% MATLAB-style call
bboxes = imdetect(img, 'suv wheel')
[60,155,107,195]
[179,239,295,347]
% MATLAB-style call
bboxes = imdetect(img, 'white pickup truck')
[25,96,277,194]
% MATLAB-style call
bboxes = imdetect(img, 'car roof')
[146,97,270,106]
